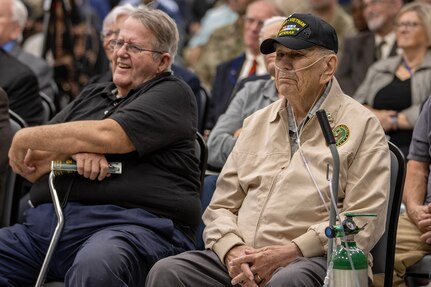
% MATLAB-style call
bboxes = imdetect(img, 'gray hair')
[102,4,136,30]
[130,6,179,64]
[11,0,28,41]
[259,16,286,43]
[396,2,431,48]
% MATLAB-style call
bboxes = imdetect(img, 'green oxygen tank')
[325,213,376,287]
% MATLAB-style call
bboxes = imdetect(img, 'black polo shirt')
[30,72,201,235]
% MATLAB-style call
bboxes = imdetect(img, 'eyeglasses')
[100,29,120,40]
[395,21,422,30]
[109,39,164,54]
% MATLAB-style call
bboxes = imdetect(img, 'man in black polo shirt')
[2,7,200,287]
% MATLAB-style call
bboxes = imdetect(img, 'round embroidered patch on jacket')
[333,124,350,147]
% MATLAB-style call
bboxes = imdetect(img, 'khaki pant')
[393,213,431,286]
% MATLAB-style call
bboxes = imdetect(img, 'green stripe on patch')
[333,124,350,147]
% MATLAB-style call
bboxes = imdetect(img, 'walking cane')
[35,160,122,287]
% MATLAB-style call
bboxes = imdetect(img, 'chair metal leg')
[35,171,64,287]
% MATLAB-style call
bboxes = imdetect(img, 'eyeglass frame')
[394,21,423,30]
[109,39,164,55]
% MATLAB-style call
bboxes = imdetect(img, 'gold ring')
[256,274,263,282]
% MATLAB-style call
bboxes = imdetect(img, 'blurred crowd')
[3,0,431,286]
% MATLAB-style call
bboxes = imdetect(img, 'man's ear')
[157,53,172,73]
[10,23,22,42]
[320,54,337,84]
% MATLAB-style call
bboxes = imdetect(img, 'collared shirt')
[30,73,201,237]
[287,80,333,155]
[203,78,390,271]
[238,50,266,80]
[1,41,16,53]
[375,32,397,60]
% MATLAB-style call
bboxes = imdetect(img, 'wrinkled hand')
[21,149,60,182]
[8,145,35,178]
[230,244,303,286]
[373,109,398,132]
[408,204,431,229]
[412,203,431,244]
[225,245,257,286]
[72,153,111,181]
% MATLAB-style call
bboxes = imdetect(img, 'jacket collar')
[269,78,344,124]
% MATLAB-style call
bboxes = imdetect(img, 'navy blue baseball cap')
[260,13,338,54]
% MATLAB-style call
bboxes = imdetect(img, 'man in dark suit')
[0,48,43,126]
[335,0,402,96]
[0,88,12,225]
[0,0,55,100]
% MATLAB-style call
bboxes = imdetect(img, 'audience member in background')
[1,7,200,286]
[196,16,285,250]
[207,16,284,171]
[350,0,369,32]
[417,0,431,5]
[146,13,390,287]
[0,0,55,100]
[0,48,42,126]
[354,2,431,157]
[185,0,238,66]
[336,0,402,95]
[393,96,431,286]
[205,0,281,131]
[0,87,12,226]
[274,0,309,15]
[307,0,357,59]
[192,0,257,90]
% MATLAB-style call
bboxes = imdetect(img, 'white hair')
[259,16,286,43]
[10,0,28,42]
[11,0,28,31]
[102,4,136,30]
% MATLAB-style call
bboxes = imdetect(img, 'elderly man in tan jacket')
[147,13,390,287]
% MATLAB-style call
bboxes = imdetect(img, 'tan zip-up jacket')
[203,78,390,267]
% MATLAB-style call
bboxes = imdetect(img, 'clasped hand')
[226,244,302,286]
[410,203,431,244]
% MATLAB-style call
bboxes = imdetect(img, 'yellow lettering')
[288,18,306,27]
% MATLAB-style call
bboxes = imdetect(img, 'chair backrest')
[370,141,406,287]
[40,91,57,123]
[195,132,208,193]
[198,87,210,134]
[1,112,26,227]
[8,109,27,129]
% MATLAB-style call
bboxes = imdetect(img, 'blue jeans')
[0,203,194,287]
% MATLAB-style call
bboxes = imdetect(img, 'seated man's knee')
[266,258,326,287]
[146,256,183,286]
[67,234,143,283]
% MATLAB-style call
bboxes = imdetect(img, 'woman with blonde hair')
[354,1,431,157]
